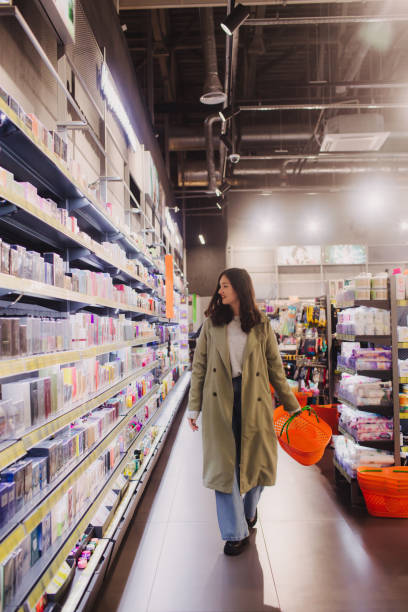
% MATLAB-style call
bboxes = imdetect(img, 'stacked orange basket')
[293,390,313,408]
[273,405,332,466]
[357,467,408,518]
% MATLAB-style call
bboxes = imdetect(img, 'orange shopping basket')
[357,467,408,518]
[273,405,332,466]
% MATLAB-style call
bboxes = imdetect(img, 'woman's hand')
[188,417,199,432]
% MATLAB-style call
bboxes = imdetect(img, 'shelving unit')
[0,55,189,610]
[331,275,402,507]
[0,371,190,612]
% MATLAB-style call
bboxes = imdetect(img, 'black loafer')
[224,536,250,556]
[246,509,257,529]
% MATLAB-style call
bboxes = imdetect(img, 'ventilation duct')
[181,158,408,186]
[200,8,226,105]
[320,113,390,152]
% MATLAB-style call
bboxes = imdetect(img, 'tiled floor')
[94,404,408,612]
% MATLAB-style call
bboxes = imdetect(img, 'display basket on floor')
[293,390,313,407]
[357,467,408,518]
[273,405,332,466]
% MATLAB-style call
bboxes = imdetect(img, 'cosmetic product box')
[2,553,15,608]
[1,241,10,274]
[0,481,15,529]
[0,463,25,512]
[27,439,61,483]
[2,378,33,430]
[42,512,52,554]
[14,458,33,503]
[30,521,42,567]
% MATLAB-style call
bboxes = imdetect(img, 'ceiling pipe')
[240,102,408,111]
[204,113,222,191]
[181,159,408,185]
[119,0,395,9]
[169,127,313,150]
[199,8,227,105]
[244,15,408,27]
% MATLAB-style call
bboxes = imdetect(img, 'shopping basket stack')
[357,467,408,518]
[273,405,332,466]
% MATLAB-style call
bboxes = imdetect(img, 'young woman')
[187,268,301,556]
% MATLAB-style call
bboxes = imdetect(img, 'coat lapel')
[213,325,232,376]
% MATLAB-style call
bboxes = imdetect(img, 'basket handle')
[302,405,320,422]
[278,405,320,444]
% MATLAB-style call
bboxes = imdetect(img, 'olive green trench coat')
[188,315,300,494]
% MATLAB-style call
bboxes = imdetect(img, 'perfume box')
[1,462,25,512]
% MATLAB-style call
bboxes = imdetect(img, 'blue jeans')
[215,376,264,541]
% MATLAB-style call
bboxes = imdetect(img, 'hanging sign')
[323,245,367,264]
[165,254,174,320]
[40,0,76,44]
[192,293,197,323]
[277,246,321,265]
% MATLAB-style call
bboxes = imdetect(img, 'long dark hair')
[205,268,262,333]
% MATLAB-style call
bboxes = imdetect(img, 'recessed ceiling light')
[198,234,206,245]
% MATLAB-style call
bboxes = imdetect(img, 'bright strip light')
[199,234,206,245]
[216,201,222,210]
[100,62,138,152]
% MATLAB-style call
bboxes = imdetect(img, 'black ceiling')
[118,0,408,244]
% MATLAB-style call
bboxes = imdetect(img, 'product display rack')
[0,360,159,472]
[0,97,157,273]
[331,275,402,507]
[0,372,191,612]
[62,372,191,612]
[0,78,188,612]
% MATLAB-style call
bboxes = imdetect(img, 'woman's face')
[218,275,239,309]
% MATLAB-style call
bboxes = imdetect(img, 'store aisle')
[95,405,408,612]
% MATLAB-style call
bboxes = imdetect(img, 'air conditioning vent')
[320,113,390,152]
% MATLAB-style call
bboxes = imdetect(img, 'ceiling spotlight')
[220,4,250,36]
[167,205,180,212]
[219,105,240,122]
[228,152,240,164]
[199,234,206,245]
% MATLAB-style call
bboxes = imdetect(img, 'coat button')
[257,397,261,401]
[213,368,216,372]
[213,392,217,397]
[256,372,260,376]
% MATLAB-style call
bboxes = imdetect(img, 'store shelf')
[158,365,176,381]
[0,361,159,472]
[398,343,408,349]
[0,272,157,316]
[0,335,158,379]
[338,425,394,450]
[0,385,159,548]
[0,97,157,271]
[296,359,327,369]
[337,366,392,380]
[17,371,189,612]
[0,184,156,291]
[333,457,355,483]
[354,300,389,310]
[397,300,408,307]
[337,396,393,417]
[336,333,391,345]
[400,377,408,384]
